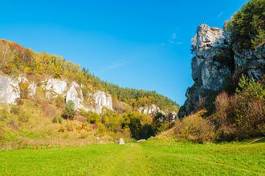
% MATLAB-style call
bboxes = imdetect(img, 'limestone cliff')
[179,24,265,117]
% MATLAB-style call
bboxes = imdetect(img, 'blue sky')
[0,0,247,105]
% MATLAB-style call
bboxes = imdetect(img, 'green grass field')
[0,139,264,176]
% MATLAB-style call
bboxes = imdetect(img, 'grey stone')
[66,81,83,110]
[45,78,67,98]
[138,104,161,115]
[0,75,20,104]
[93,91,113,114]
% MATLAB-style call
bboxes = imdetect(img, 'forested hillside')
[0,39,179,148]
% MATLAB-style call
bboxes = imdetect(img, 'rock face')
[179,24,265,117]
[138,104,161,115]
[0,74,114,114]
[45,78,67,97]
[28,83,37,97]
[93,91,113,114]
[234,44,265,80]
[0,75,20,104]
[66,82,84,110]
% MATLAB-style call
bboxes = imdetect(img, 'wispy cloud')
[162,32,183,47]
[101,59,131,73]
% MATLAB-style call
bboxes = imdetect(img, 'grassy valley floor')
[0,139,264,176]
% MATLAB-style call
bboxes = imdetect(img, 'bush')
[101,111,123,132]
[52,116,63,124]
[175,111,215,143]
[54,95,65,108]
[80,111,101,124]
[212,76,265,141]
[62,101,75,120]
[19,82,29,99]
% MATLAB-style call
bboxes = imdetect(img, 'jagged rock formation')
[138,104,178,122]
[138,104,161,115]
[179,24,265,117]
[0,75,20,104]
[28,83,37,97]
[0,75,113,114]
[93,91,113,114]
[66,82,84,110]
[45,78,68,98]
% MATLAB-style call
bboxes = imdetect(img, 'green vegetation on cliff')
[228,0,265,49]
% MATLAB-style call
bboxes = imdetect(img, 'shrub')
[175,111,215,143]
[52,116,63,124]
[19,82,29,99]
[54,95,65,108]
[212,76,265,141]
[80,111,100,124]
[101,111,123,132]
[10,106,20,115]
[62,101,75,120]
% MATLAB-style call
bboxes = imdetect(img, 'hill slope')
[0,39,179,147]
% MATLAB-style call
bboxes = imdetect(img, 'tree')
[140,124,155,139]
[128,118,142,139]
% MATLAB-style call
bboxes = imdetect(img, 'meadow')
[0,139,264,176]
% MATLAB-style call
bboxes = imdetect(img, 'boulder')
[0,75,20,104]
[118,138,125,145]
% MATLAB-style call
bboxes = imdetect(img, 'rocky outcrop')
[66,82,84,110]
[179,24,265,117]
[0,74,114,114]
[138,104,178,122]
[0,75,20,104]
[93,91,113,114]
[28,83,37,97]
[234,44,265,80]
[138,104,161,115]
[45,78,67,98]
[18,75,36,97]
